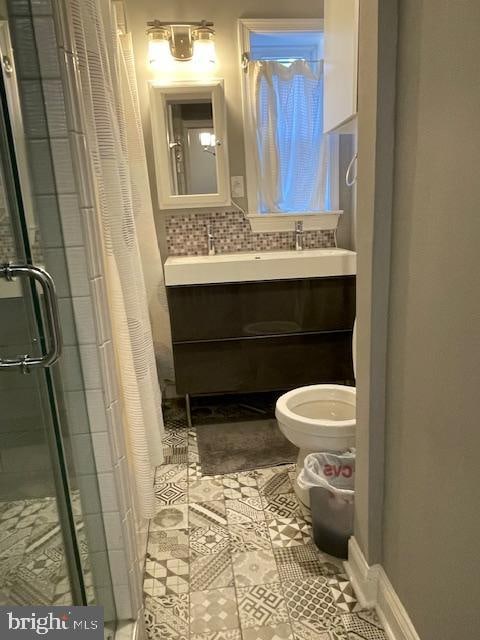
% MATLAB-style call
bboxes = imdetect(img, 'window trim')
[237,18,342,233]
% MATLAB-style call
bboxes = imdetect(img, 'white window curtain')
[248,60,339,213]
[67,0,173,518]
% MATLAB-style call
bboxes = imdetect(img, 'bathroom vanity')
[165,248,356,395]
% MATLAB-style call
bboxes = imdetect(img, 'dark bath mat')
[196,419,298,475]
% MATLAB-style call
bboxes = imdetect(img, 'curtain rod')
[241,52,322,71]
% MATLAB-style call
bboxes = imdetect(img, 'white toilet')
[276,322,356,507]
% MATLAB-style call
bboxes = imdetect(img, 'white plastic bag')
[298,450,355,502]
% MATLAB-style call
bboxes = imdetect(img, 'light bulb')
[148,31,173,71]
[199,131,212,146]
[192,38,216,71]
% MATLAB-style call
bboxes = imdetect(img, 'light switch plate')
[231,175,245,198]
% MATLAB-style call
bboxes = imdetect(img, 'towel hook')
[345,152,358,187]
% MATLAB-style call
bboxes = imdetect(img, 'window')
[249,30,323,66]
[239,20,340,231]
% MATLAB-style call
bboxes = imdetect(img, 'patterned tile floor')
[0,492,93,606]
[144,407,387,640]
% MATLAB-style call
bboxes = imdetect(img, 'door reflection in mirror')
[166,99,218,195]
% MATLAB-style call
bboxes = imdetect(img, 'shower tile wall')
[7,0,143,620]
[0,170,42,262]
[165,211,336,256]
[0,172,16,261]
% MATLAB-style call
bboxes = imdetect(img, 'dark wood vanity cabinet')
[167,276,355,395]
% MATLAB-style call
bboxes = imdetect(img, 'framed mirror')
[149,80,231,209]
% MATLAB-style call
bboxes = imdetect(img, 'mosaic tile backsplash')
[165,211,336,256]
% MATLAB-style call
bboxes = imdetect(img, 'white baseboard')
[344,537,421,640]
[344,536,380,608]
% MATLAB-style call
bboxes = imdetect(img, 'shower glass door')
[0,19,115,622]
[0,78,82,608]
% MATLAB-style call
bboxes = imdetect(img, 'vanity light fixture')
[147,27,173,70]
[192,25,216,69]
[147,20,216,70]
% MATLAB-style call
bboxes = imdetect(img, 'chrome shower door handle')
[0,263,63,371]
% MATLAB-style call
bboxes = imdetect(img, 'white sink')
[164,248,356,286]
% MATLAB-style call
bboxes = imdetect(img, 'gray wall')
[383,0,480,637]
[126,0,355,258]
[354,0,398,565]
[128,0,323,199]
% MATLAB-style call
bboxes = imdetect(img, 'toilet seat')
[276,384,356,452]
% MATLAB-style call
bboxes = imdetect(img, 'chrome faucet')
[295,220,304,251]
[206,222,215,256]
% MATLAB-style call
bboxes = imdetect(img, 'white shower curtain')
[67,0,173,518]
[248,60,339,213]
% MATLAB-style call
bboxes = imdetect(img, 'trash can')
[298,451,355,559]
